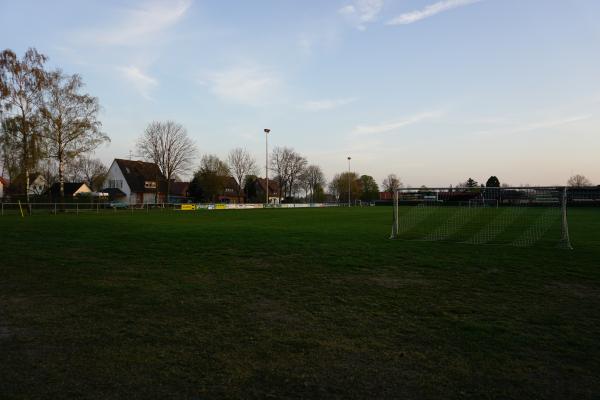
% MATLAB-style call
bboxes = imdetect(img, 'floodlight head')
[264,128,271,133]
[347,156,351,160]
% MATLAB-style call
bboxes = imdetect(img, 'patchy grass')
[1,207,599,399]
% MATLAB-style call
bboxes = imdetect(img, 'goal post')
[390,186,573,249]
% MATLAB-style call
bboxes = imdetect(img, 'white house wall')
[28,176,47,195]
[103,161,132,203]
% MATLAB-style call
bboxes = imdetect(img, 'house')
[245,177,280,204]
[102,159,167,204]
[169,181,191,203]
[8,173,47,196]
[217,177,245,204]
[379,191,394,201]
[0,177,7,198]
[45,182,92,198]
[27,174,47,195]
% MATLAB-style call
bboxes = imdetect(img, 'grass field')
[1,207,599,399]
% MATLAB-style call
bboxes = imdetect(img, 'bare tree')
[0,48,48,203]
[40,70,108,198]
[136,121,197,198]
[68,157,108,191]
[287,152,307,198]
[567,174,592,187]
[0,116,21,181]
[228,147,258,199]
[269,146,307,201]
[39,158,58,187]
[382,173,402,193]
[300,164,325,202]
[270,146,292,201]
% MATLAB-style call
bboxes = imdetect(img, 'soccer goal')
[390,186,572,249]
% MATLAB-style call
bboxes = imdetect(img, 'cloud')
[353,111,442,135]
[387,0,481,25]
[339,0,384,30]
[86,0,191,45]
[201,65,283,106]
[301,97,357,111]
[475,115,592,136]
[117,66,158,99]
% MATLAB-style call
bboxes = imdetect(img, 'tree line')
[0,48,109,201]
[5,48,593,205]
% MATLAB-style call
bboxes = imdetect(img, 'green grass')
[1,207,599,399]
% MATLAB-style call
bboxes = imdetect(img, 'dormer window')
[144,181,157,189]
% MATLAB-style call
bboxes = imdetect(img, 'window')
[109,179,123,189]
[144,181,157,189]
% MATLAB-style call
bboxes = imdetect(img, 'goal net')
[390,186,572,249]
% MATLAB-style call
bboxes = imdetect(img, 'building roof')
[114,159,167,193]
[255,177,280,194]
[46,182,90,197]
[223,176,241,192]
[0,176,8,186]
[170,181,190,196]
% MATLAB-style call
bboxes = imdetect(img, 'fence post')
[77,203,79,215]
[54,203,57,215]
[1,202,3,216]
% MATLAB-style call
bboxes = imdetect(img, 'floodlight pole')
[264,129,270,206]
[347,156,352,207]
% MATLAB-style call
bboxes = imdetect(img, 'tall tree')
[465,178,478,188]
[269,146,292,201]
[40,70,108,198]
[567,174,592,187]
[269,146,307,201]
[136,121,196,199]
[189,154,230,202]
[382,173,401,193]
[286,152,307,199]
[0,116,21,181]
[485,176,500,187]
[0,48,48,204]
[359,175,379,202]
[39,158,58,188]
[299,164,325,203]
[329,172,360,203]
[228,147,258,200]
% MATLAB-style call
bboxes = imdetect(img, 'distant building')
[379,191,394,201]
[8,173,47,196]
[45,182,92,199]
[217,177,245,204]
[27,174,47,196]
[169,181,191,203]
[102,159,167,204]
[245,177,280,204]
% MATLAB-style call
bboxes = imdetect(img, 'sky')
[1,0,599,187]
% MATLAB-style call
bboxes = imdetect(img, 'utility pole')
[347,156,351,207]
[264,129,270,206]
